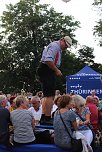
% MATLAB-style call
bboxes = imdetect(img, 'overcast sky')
[0,0,101,63]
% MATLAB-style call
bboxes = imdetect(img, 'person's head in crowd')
[93,97,99,106]
[70,92,75,96]
[91,89,96,96]
[21,89,26,96]
[15,95,29,109]
[9,96,16,111]
[90,90,99,105]
[86,96,94,104]
[28,96,32,106]
[55,90,61,96]
[27,93,33,107]
[31,96,41,111]
[58,94,73,110]
[36,91,43,99]
[72,95,86,113]
[54,95,61,109]
[6,94,11,101]
[10,96,16,104]
[0,95,8,108]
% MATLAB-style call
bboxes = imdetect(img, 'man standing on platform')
[37,36,72,124]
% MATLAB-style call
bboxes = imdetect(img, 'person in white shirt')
[28,96,42,125]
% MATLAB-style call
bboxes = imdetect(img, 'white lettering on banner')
[79,89,82,94]
[96,89,99,94]
[70,89,102,95]
[88,90,91,93]
[73,90,79,94]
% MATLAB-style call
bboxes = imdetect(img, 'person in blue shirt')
[37,36,72,124]
[0,95,11,145]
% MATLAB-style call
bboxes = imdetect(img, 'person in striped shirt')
[10,95,36,145]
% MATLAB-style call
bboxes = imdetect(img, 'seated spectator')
[10,95,36,145]
[51,95,61,118]
[86,96,99,132]
[98,100,102,109]
[9,96,16,138]
[36,91,43,100]
[55,90,61,97]
[28,96,32,108]
[0,95,11,145]
[9,96,16,112]
[90,90,99,106]
[6,94,11,110]
[51,90,61,118]
[98,100,102,129]
[53,94,77,149]
[72,95,93,151]
[93,97,99,107]
[28,96,42,125]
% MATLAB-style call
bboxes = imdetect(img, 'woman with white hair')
[72,95,93,152]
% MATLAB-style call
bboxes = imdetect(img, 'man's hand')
[55,69,63,77]
[46,61,63,77]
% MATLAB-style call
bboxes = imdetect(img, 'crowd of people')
[53,91,102,152]
[0,35,102,152]
[0,89,102,152]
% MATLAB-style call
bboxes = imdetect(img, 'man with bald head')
[28,96,42,125]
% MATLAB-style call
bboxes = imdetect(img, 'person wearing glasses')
[37,36,72,124]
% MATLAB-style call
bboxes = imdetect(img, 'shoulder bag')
[59,111,83,152]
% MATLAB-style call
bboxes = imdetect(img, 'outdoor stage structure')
[66,65,102,98]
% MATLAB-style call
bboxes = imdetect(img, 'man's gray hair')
[72,94,86,108]
[0,95,7,105]
[31,96,41,102]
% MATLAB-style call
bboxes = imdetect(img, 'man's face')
[2,99,8,107]
[32,99,40,109]
[60,39,69,50]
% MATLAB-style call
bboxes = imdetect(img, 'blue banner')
[66,75,102,99]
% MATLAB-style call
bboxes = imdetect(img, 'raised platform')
[35,124,54,129]
[0,144,101,152]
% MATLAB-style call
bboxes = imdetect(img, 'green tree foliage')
[77,45,95,65]
[0,0,80,93]
[93,0,102,46]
